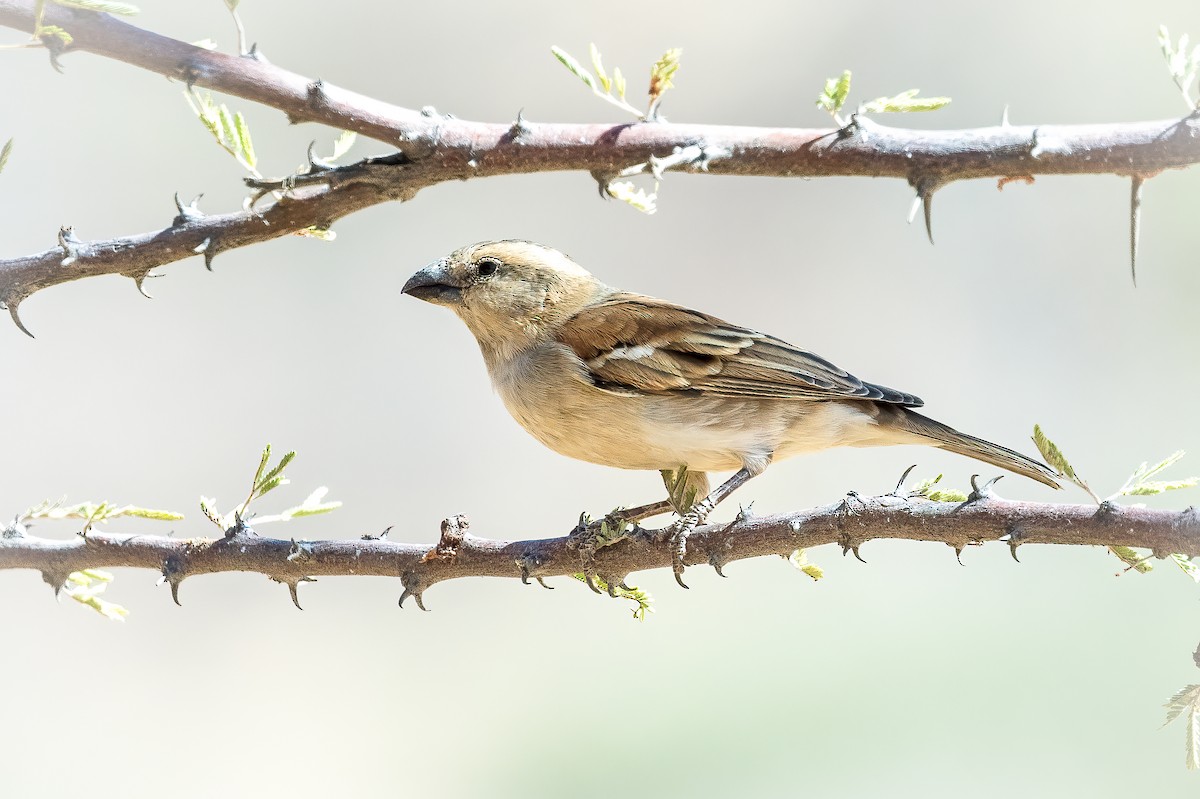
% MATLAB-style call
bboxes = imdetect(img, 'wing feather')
[556,293,923,407]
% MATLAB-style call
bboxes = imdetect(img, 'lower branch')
[3,493,1196,610]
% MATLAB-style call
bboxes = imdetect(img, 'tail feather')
[890,409,1061,489]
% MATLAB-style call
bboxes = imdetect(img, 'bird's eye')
[477,258,501,278]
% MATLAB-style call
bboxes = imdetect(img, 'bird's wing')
[555,293,923,406]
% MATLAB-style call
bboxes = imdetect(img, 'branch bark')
[1,1,1198,332]
[3,492,1197,610]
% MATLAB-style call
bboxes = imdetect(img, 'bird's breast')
[486,343,784,473]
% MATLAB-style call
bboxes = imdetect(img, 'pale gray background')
[2,1,1199,796]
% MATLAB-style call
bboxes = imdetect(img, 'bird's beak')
[402,258,466,305]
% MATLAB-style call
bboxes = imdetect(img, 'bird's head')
[403,240,603,360]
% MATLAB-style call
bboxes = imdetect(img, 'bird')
[403,240,1060,586]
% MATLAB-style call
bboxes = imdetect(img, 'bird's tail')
[889,408,1061,489]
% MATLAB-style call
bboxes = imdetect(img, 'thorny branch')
[0,1,1199,333]
[2,490,1197,611]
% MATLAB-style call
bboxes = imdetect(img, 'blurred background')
[2,1,1199,796]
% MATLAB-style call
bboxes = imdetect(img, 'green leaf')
[789,549,824,580]
[551,45,597,91]
[63,571,128,621]
[330,130,357,160]
[233,111,256,169]
[297,226,337,241]
[607,180,657,214]
[571,573,654,620]
[860,88,951,113]
[589,43,610,92]
[816,69,853,116]
[648,47,682,102]
[1108,545,1153,573]
[258,449,296,489]
[1117,450,1197,496]
[1173,554,1200,582]
[613,66,627,100]
[51,0,139,15]
[1032,425,1081,482]
[0,139,12,176]
[1163,684,1200,769]
[37,24,72,45]
[912,474,968,503]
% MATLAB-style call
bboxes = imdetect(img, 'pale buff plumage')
[403,240,1059,564]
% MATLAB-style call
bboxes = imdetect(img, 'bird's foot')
[663,498,716,589]
[567,510,636,594]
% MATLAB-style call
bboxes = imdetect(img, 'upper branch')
[2,492,1197,610]
[2,1,1199,330]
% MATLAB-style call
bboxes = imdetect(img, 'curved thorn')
[8,301,34,339]
[584,572,602,595]
[1129,175,1144,287]
[203,245,218,271]
[287,581,303,610]
[673,568,690,589]
[399,587,413,608]
[134,272,154,300]
[895,464,918,493]
[173,191,186,215]
[413,592,428,612]
[519,564,530,585]
[851,545,867,564]
[712,560,728,578]
[535,577,553,590]
[953,544,965,566]
[922,190,935,244]
[169,579,182,606]
[1009,540,1022,563]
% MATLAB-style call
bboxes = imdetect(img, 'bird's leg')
[613,499,674,525]
[666,467,756,589]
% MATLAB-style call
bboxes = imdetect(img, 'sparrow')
[403,240,1060,585]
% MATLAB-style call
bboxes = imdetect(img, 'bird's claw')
[667,511,703,589]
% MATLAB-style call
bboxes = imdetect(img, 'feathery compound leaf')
[1173,554,1200,582]
[613,66,627,100]
[330,130,357,160]
[789,549,825,580]
[607,180,657,214]
[571,573,655,620]
[648,47,682,102]
[51,0,139,14]
[590,43,611,92]
[1108,545,1153,573]
[1116,450,1198,497]
[860,89,951,113]
[1163,684,1200,769]
[1032,425,1079,482]
[233,112,256,169]
[912,474,969,503]
[816,70,853,117]
[63,570,128,621]
[0,138,12,175]
[551,45,597,91]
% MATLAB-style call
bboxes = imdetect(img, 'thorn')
[966,474,1003,502]
[169,578,183,606]
[709,553,728,578]
[1000,105,1010,127]
[508,108,530,138]
[735,502,755,524]
[584,572,603,594]
[1002,526,1023,563]
[950,542,966,566]
[133,271,156,299]
[1129,174,1144,287]
[399,572,428,611]
[283,576,316,610]
[7,299,34,339]
[58,226,81,266]
[306,141,334,172]
[201,240,219,271]
[840,541,867,564]
[535,577,553,590]
[307,78,328,104]
[894,464,918,494]
[591,169,613,200]
[173,192,205,225]
[519,564,531,585]
[41,570,66,597]
[360,525,392,541]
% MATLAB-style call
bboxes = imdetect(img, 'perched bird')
[403,240,1059,585]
